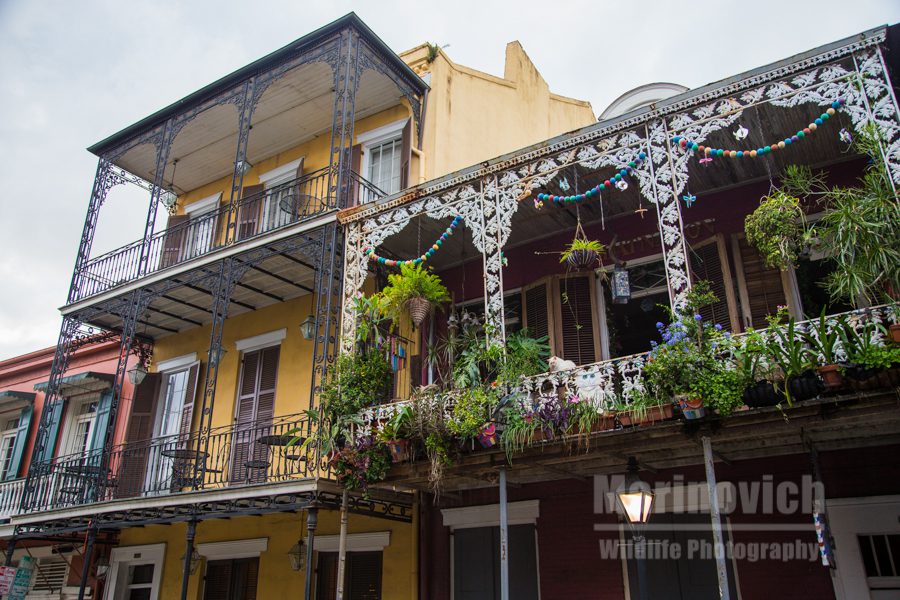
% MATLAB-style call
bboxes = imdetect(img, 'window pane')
[130,564,154,584]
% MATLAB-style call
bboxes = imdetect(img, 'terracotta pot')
[385,439,410,463]
[742,380,784,408]
[566,249,598,270]
[591,415,617,433]
[890,324,900,344]
[874,366,900,388]
[406,297,431,327]
[675,394,706,420]
[618,405,675,427]
[816,364,844,391]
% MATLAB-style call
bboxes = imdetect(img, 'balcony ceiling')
[375,100,860,272]
[114,64,406,194]
[82,241,328,340]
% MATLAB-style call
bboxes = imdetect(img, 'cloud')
[0,0,897,359]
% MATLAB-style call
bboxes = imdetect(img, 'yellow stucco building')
[9,13,595,600]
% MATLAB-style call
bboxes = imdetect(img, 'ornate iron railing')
[0,478,25,521]
[354,305,899,437]
[70,169,384,303]
[21,413,319,513]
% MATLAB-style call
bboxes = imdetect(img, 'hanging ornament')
[533,196,544,209]
[838,128,853,145]
[634,196,648,219]
[672,99,844,161]
[559,177,571,191]
[682,193,697,208]
[615,179,628,191]
[365,216,463,267]
[733,124,749,140]
[537,152,647,207]
[501,252,508,267]
[699,156,713,166]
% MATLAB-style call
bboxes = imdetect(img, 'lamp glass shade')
[300,315,316,341]
[208,347,227,367]
[127,363,148,386]
[288,540,305,571]
[617,489,654,524]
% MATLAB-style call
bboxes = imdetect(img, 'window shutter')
[523,279,555,355]
[88,391,114,461]
[6,404,32,480]
[160,215,189,268]
[557,274,599,366]
[231,347,278,484]
[38,400,64,463]
[688,235,739,332]
[236,557,260,600]
[316,553,338,600]
[400,119,412,191]
[347,552,383,600]
[118,373,160,497]
[203,560,233,600]
[237,185,264,240]
[732,235,788,330]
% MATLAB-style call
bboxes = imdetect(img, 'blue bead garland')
[534,151,648,207]
[363,216,463,267]
[671,99,843,159]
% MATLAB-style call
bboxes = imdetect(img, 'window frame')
[357,119,408,195]
[106,543,166,600]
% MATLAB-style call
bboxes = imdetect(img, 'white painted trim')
[107,543,165,600]
[184,192,222,215]
[314,531,391,553]
[355,119,408,146]
[155,353,198,373]
[197,537,268,560]
[442,500,540,530]
[235,328,287,352]
[258,157,305,186]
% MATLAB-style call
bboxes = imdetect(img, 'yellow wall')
[174,103,412,222]
[117,510,414,600]
[152,294,316,429]
[402,41,596,182]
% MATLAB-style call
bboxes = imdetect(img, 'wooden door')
[230,346,279,484]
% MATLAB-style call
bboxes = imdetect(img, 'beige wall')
[402,41,596,182]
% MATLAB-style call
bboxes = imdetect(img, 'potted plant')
[377,405,413,463]
[888,305,900,344]
[499,403,538,462]
[839,320,900,388]
[410,386,455,497]
[803,309,847,391]
[616,390,675,426]
[642,281,735,419]
[380,263,450,328]
[560,237,605,271]
[744,185,807,271]
[735,329,784,408]
[332,436,392,496]
[766,308,822,403]
[448,387,497,447]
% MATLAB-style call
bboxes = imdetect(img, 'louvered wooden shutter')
[178,362,201,440]
[316,553,338,600]
[347,552,383,600]
[688,235,739,331]
[400,119,412,190]
[118,373,160,498]
[38,400,64,462]
[203,560,233,600]
[522,279,555,355]
[237,185,264,240]
[160,215,188,268]
[732,235,788,330]
[230,347,279,483]
[6,404,32,480]
[556,274,599,366]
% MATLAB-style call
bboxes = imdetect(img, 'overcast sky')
[0,0,897,360]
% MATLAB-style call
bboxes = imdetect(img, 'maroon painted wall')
[421,444,899,600]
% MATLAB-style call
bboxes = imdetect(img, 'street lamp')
[287,539,306,571]
[616,456,653,600]
[127,362,148,386]
[616,456,653,525]
[299,315,316,341]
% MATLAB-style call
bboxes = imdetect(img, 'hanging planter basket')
[406,296,432,327]
[566,249,599,270]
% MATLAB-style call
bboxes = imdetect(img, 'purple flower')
[714,323,723,331]
[655,322,664,330]
[694,314,703,321]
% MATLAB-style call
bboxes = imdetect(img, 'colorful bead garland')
[535,152,648,206]
[364,216,463,267]
[672,99,844,159]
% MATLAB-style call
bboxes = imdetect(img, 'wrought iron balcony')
[21,413,320,514]
[0,478,25,521]
[70,169,385,303]
[355,305,899,437]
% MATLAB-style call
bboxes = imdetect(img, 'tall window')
[67,400,98,456]
[203,558,259,600]
[367,138,402,195]
[0,418,20,479]
[453,525,538,600]
[316,552,383,600]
